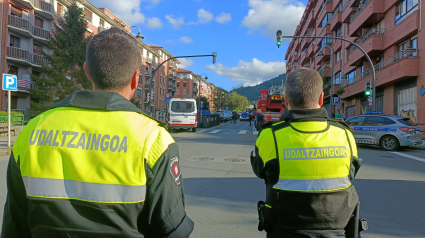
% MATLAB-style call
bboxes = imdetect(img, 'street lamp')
[276,32,377,111]
[130,26,144,40]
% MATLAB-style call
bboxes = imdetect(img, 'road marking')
[238,130,247,135]
[390,152,425,163]
[196,129,208,133]
[253,131,259,135]
[209,130,221,134]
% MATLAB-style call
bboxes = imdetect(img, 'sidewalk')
[0,135,18,156]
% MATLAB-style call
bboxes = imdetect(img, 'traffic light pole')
[277,34,377,111]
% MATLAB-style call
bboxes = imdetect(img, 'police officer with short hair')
[1,28,193,238]
[251,67,362,238]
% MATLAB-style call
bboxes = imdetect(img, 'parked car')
[345,114,421,151]
[216,110,230,122]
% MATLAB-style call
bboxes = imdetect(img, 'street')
[1,120,425,237]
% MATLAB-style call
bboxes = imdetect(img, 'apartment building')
[285,0,423,128]
[176,68,197,99]
[0,0,130,113]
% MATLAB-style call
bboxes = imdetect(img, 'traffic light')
[365,82,372,96]
[276,30,282,48]
[212,52,217,64]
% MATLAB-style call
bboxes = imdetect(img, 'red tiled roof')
[177,69,192,73]
[149,45,162,49]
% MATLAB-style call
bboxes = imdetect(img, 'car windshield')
[398,118,416,126]
[171,101,195,113]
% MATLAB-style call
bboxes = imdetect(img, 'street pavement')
[1,120,425,237]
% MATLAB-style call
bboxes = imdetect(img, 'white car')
[167,98,197,132]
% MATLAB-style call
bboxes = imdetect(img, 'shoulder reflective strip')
[273,177,351,192]
[22,176,146,203]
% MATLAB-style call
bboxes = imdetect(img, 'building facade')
[285,0,423,129]
[0,0,130,113]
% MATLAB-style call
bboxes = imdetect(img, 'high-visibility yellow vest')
[258,120,356,192]
[12,107,174,204]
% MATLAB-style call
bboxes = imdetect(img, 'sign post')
[200,101,204,126]
[2,74,18,149]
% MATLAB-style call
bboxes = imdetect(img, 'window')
[8,65,18,76]
[336,25,342,37]
[335,50,341,62]
[137,89,142,97]
[34,17,43,28]
[346,116,365,126]
[183,81,187,87]
[177,82,180,87]
[33,44,43,55]
[398,118,416,126]
[99,19,105,28]
[171,101,195,113]
[10,35,20,48]
[11,5,22,17]
[321,13,333,28]
[395,0,418,25]
[334,71,341,85]
[57,3,63,16]
[84,8,92,22]
[346,70,356,84]
[322,34,332,47]
[139,75,143,83]
[364,117,388,126]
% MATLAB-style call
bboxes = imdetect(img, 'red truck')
[256,87,286,124]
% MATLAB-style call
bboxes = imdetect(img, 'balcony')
[300,36,312,50]
[172,86,176,91]
[316,0,333,19]
[330,6,342,31]
[318,64,331,77]
[169,61,177,69]
[348,28,385,66]
[144,83,151,91]
[341,49,419,94]
[384,10,419,49]
[7,46,47,67]
[341,0,357,23]
[349,0,385,37]
[146,57,153,64]
[8,15,51,40]
[193,88,198,93]
[145,71,153,78]
[14,0,55,19]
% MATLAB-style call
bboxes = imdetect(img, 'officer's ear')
[284,95,290,110]
[84,62,96,90]
[131,70,140,90]
[318,92,324,107]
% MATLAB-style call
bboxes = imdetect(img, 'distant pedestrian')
[249,111,253,126]
[342,113,346,122]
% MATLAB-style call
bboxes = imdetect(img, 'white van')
[167,98,197,132]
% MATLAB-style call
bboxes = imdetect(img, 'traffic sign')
[332,97,341,105]
[165,93,170,98]
[165,98,170,104]
[200,101,204,108]
[2,74,17,91]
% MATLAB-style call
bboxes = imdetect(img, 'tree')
[29,2,92,113]
[199,96,210,110]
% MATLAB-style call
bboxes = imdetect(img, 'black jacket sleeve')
[1,152,31,238]
[139,143,194,238]
[251,145,265,179]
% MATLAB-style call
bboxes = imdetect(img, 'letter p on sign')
[2,74,17,91]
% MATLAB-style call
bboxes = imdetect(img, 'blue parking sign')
[332,97,341,105]
[165,98,170,104]
[3,74,17,91]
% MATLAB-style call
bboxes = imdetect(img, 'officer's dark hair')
[285,67,323,109]
[86,27,142,90]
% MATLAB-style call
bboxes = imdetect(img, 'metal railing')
[8,15,50,39]
[146,57,153,64]
[84,15,92,23]
[342,49,419,87]
[349,28,385,54]
[318,64,330,73]
[342,0,352,11]
[9,109,38,122]
[145,71,152,77]
[330,3,343,22]
[34,0,55,16]
[0,115,24,126]
[193,88,198,93]
[172,86,176,91]
[7,46,47,66]
[317,0,333,19]
[349,0,372,23]
[144,83,151,90]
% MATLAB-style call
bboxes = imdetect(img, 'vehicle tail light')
[168,113,170,122]
[195,113,198,122]
[400,128,414,132]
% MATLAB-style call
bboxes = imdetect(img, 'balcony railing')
[349,28,385,54]
[7,46,47,66]
[318,64,330,73]
[84,15,92,23]
[145,71,152,77]
[33,0,54,15]
[193,88,198,93]
[144,83,151,91]
[349,0,372,23]
[8,15,50,39]
[146,57,153,64]
[317,0,333,19]
[330,3,343,22]
[342,49,419,87]
[172,86,176,91]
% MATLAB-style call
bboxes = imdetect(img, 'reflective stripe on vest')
[23,176,147,203]
[273,176,351,192]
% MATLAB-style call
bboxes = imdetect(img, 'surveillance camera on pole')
[276,30,282,48]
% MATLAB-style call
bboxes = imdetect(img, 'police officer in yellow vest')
[251,68,362,238]
[1,28,193,238]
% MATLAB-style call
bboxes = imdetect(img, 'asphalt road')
[1,119,425,238]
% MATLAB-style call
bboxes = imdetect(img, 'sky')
[89,0,309,90]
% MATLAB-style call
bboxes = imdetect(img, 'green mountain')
[231,74,286,102]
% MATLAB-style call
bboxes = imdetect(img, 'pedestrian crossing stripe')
[209,130,221,134]
[253,131,259,135]
[356,140,379,144]
[238,130,247,135]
